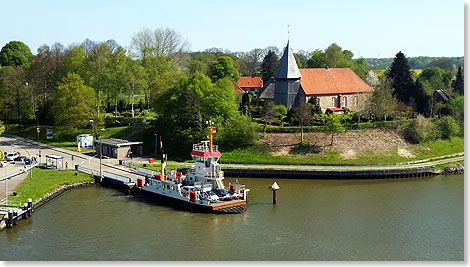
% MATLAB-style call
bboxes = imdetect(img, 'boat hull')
[137,187,246,214]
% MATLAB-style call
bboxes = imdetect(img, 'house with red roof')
[237,76,263,93]
[259,42,373,113]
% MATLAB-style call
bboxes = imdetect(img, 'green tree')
[0,41,33,68]
[260,50,279,81]
[210,56,240,82]
[217,115,258,150]
[448,94,464,130]
[324,114,345,145]
[51,73,96,133]
[55,46,87,81]
[435,116,460,139]
[0,66,31,129]
[387,51,416,104]
[366,76,397,121]
[261,100,277,134]
[402,115,435,144]
[453,66,464,95]
[293,101,313,144]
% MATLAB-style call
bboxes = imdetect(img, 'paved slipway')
[0,133,464,199]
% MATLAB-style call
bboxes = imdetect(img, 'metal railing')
[192,144,218,152]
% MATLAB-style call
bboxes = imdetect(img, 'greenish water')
[0,174,463,261]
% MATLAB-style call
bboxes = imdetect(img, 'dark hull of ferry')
[136,187,247,214]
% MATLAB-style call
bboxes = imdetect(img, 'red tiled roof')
[231,80,245,93]
[299,68,373,95]
[238,76,263,88]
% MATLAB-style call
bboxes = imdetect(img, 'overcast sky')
[1,0,465,58]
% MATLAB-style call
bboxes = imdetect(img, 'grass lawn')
[7,164,94,205]
[220,137,464,165]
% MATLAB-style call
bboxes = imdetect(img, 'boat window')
[205,158,211,168]
[171,186,175,191]
[167,184,170,190]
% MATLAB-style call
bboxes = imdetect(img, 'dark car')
[214,189,231,199]
[14,156,31,165]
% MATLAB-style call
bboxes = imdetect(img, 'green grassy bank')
[7,164,94,205]
[220,137,464,165]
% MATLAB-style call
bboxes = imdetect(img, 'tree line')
[0,28,464,156]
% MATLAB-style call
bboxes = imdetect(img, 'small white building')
[77,134,94,148]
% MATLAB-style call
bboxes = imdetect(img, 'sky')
[1,0,465,58]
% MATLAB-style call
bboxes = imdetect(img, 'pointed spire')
[274,41,301,79]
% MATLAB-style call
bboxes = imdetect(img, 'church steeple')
[274,41,301,79]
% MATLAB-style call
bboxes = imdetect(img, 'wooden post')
[273,190,278,204]
[269,182,280,205]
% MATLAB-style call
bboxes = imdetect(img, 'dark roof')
[95,138,143,148]
[274,41,301,79]
[434,89,450,102]
[258,77,275,99]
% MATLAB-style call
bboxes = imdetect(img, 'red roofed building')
[237,76,263,93]
[259,42,373,114]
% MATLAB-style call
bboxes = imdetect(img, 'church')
[258,42,373,113]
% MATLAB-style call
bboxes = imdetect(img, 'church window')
[342,96,348,107]
[331,97,336,107]
[354,96,358,106]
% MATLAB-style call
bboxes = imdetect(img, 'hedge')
[264,120,407,133]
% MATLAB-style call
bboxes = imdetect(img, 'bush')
[435,116,460,139]
[217,115,259,150]
[402,115,436,144]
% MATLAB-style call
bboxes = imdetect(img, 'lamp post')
[4,163,7,206]
[99,128,105,179]
[154,134,158,158]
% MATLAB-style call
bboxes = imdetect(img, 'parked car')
[206,191,219,201]
[0,161,7,167]
[214,189,232,199]
[14,156,31,165]
[5,152,20,161]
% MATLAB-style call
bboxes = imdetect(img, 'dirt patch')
[262,129,414,159]
[398,147,414,158]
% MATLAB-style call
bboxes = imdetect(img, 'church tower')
[273,41,302,109]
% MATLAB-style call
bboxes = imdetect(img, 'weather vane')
[287,24,290,41]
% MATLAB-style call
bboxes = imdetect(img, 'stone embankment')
[33,181,95,208]
[441,163,464,175]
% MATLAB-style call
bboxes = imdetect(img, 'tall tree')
[0,66,31,129]
[0,41,33,68]
[387,51,416,104]
[260,50,279,81]
[51,73,96,133]
[366,76,397,121]
[261,100,277,135]
[365,70,379,88]
[210,56,240,82]
[453,66,464,95]
[293,102,313,144]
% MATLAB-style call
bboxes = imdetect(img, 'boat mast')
[207,121,215,152]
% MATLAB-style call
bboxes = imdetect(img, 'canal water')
[0,174,463,261]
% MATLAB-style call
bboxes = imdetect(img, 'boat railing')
[192,143,218,152]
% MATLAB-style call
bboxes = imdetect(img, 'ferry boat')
[136,122,249,213]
